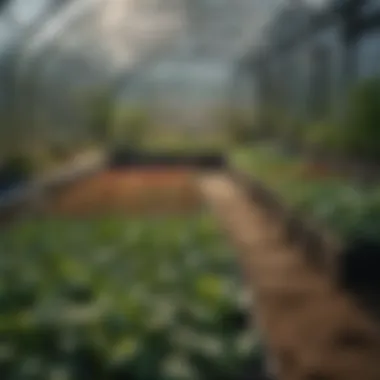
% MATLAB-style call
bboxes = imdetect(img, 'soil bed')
[40,168,202,216]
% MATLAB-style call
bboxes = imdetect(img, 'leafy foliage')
[300,79,380,161]
[111,107,150,149]
[254,78,380,162]
[301,120,341,153]
[342,79,380,161]
[0,215,260,380]
[231,145,380,242]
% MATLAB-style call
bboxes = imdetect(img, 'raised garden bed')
[230,144,380,241]
[229,144,380,298]
[0,214,265,380]
[0,153,106,220]
[42,169,202,216]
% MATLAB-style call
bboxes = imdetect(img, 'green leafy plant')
[302,120,342,154]
[0,215,261,379]
[230,145,380,243]
[341,78,380,161]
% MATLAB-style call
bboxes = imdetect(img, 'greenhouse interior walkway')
[199,172,380,380]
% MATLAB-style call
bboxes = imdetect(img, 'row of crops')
[230,144,380,243]
[0,213,264,380]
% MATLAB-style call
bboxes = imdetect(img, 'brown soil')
[42,168,201,216]
[198,172,380,380]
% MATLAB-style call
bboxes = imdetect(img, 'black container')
[108,148,226,170]
[338,237,380,296]
[0,157,31,194]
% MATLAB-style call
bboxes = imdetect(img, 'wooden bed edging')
[0,154,107,221]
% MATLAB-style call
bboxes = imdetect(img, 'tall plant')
[343,78,380,161]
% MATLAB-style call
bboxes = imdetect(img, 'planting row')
[230,144,380,244]
[0,214,263,380]
[42,170,201,216]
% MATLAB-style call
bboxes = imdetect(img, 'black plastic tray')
[108,149,227,169]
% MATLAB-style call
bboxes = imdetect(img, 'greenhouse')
[1,1,380,380]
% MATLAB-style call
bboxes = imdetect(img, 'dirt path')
[198,172,380,380]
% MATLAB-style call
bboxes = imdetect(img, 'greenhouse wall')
[0,0,188,166]
[237,0,380,141]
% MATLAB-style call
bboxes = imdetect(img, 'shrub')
[341,78,380,161]
[302,120,342,155]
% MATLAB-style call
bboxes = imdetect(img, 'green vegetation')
[251,79,380,163]
[341,78,380,160]
[230,144,380,242]
[232,80,380,243]
[111,106,150,149]
[110,103,229,154]
[140,131,229,155]
[0,214,259,380]
[299,79,380,161]
[301,120,341,153]
[91,92,113,144]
